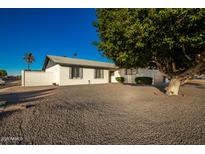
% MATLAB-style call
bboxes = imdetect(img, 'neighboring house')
[111,68,165,85]
[22,55,165,86]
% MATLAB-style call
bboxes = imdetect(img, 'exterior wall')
[152,69,165,85]
[45,64,60,85]
[22,64,164,87]
[59,65,109,86]
[111,69,121,83]
[21,70,54,86]
[112,68,165,85]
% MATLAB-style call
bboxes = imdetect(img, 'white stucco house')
[22,55,165,87]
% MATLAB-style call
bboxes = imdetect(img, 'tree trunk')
[166,78,181,95]
[28,64,30,70]
[166,60,205,96]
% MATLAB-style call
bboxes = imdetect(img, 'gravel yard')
[0,83,205,144]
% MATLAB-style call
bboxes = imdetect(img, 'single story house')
[22,55,165,86]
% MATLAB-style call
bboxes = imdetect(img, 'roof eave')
[59,63,117,69]
[42,56,50,70]
[43,55,117,70]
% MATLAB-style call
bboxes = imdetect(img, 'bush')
[135,77,152,85]
[0,70,7,77]
[115,77,125,83]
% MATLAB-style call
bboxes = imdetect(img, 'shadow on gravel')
[0,88,55,104]
[123,83,167,93]
[185,83,205,89]
[0,110,17,120]
[0,88,55,118]
[153,84,167,93]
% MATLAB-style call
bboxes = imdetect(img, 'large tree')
[0,70,7,77]
[94,9,205,95]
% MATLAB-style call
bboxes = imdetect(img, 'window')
[125,69,131,75]
[94,69,104,79]
[69,67,83,79]
[125,68,138,75]
[132,69,138,74]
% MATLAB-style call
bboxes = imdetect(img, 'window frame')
[94,69,104,79]
[69,66,83,79]
[125,68,138,75]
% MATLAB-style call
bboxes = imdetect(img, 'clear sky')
[0,8,111,75]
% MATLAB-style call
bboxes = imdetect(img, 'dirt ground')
[0,81,205,144]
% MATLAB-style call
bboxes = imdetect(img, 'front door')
[109,71,114,83]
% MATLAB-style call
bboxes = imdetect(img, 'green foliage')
[135,77,152,85]
[95,9,205,77]
[23,52,35,70]
[0,70,7,77]
[115,77,125,83]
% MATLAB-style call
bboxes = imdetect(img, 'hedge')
[135,77,152,85]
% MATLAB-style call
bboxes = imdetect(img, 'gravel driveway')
[0,83,205,144]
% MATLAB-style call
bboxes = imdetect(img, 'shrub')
[135,77,152,85]
[115,77,125,83]
[0,70,7,77]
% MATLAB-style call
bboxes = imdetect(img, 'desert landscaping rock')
[0,83,205,144]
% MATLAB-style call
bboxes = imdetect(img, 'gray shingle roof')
[43,55,117,69]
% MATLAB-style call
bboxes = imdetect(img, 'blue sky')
[0,8,111,75]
